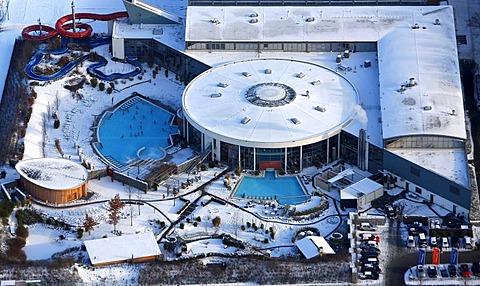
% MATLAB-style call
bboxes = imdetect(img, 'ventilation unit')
[241,117,251,124]
[291,118,301,125]
[211,93,222,98]
[249,18,258,24]
[265,69,272,74]
[218,82,228,88]
[311,80,321,86]
[297,72,305,78]
[423,106,432,111]
[408,78,417,87]
[251,12,258,17]
[315,106,326,112]
[242,72,251,77]
[306,17,315,22]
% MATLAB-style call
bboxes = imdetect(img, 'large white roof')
[185,6,466,141]
[295,236,335,259]
[15,158,88,190]
[84,232,161,266]
[182,58,359,147]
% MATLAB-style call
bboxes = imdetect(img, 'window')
[456,35,467,45]
[450,186,460,196]
[415,187,422,194]
[410,166,420,177]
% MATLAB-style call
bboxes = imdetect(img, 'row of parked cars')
[408,234,473,250]
[416,263,480,279]
[357,223,381,280]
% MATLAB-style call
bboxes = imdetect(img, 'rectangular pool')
[233,171,308,205]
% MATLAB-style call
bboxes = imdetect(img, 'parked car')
[417,265,426,278]
[418,233,427,248]
[361,251,379,258]
[430,219,441,229]
[451,236,460,248]
[359,233,376,241]
[360,246,381,255]
[465,236,473,250]
[440,266,448,278]
[359,257,379,265]
[407,236,416,248]
[359,271,379,280]
[360,240,378,249]
[430,236,437,247]
[448,264,457,277]
[358,222,378,231]
[442,237,450,248]
[427,266,438,278]
[460,264,471,277]
[361,264,382,273]
[386,205,396,219]
[472,262,480,277]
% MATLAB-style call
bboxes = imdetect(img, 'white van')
[419,233,427,248]
[442,237,449,248]
[408,236,416,248]
[465,236,473,249]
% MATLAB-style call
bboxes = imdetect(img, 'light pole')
[71,1,76,32]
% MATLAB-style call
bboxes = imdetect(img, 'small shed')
[295,236,335,259]
[340,178,383,209]
[84,232,161,266]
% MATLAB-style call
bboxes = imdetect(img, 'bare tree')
[469,12,480,28]
[47,102,51,121]
[83,214,96,236]
[212,216,221,228]
[107,194,125,232]
[230,210,241,238]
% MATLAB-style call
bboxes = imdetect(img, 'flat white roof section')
[295,236,335,259]
[185,6,466,142]
[15,158,88,190]
[182,58,359,148]
[84,232,161,266]
[340,178,383,200]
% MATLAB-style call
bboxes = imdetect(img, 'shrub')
[159,221,166,228]
[260,223,264,229]
[179,222,185,229]
[246,222,251,228]
[270,230,275,239]
[99,82,105,91]
[278,169,286,175]
[138,75,143,80]
[193,221,198,227]
[201,164,207,171]
[253,225,258,231]
[106,87,113,94]
[0,201,15,218]
[186,218,191,223]
[16,209,43,226]
[90,78,98,88]
[53,119,60,129]
[77,228,83,239]
[254,170,260,176]
[263,238,269,244]
[212,216,221,228]
[195,216,201,222]
[15,225,29,238]
[165,69,169,77]
[7,237,26,249]
[241,225,246,231]
[208,161,216,168]
[235,166,241,176]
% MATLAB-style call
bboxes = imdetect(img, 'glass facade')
[189,0,426,6]
[340,132,358,165]
[385,136,465,149]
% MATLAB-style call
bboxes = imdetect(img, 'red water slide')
[22,12,129,41]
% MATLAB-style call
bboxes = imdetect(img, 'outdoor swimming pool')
[234,171,308,205]
[95,96,178,168]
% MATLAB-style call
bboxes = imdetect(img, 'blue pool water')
[234,171,308,205]
[96,96,178,167]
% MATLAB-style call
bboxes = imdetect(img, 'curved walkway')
[25,37,141,81]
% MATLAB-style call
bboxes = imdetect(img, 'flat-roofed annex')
[185,6,466,141]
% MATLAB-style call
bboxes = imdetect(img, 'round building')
[182,58,359,171]
[15,158,88,204]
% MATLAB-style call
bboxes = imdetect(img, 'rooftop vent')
[408,77,417,87]
[297,72,306,78]
[315,106,326,112]
[306,17,315,22]
[434,19,441,25]
[291,118,301,125]
[211,93,222,98]
[311,80,321,86]
[250,12,258,17]
[218,82,228,88]
[249,18,258,24]
[242,72,251,77]
[241,117,251,124]
[363,60,371,68]
[423,106,432,111]
[451,109,456,116]
[265,69,272,74]
[412,23,420,29]
[336,54,342,63]
[399,85,407,93]
[343,50,350,59]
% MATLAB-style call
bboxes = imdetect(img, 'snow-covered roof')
[84,232,161,266]
[295,236,335,259]
[340,178,382,200]
[182,58,359,148]
[185,6,465,141]
[15,158,88,190]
